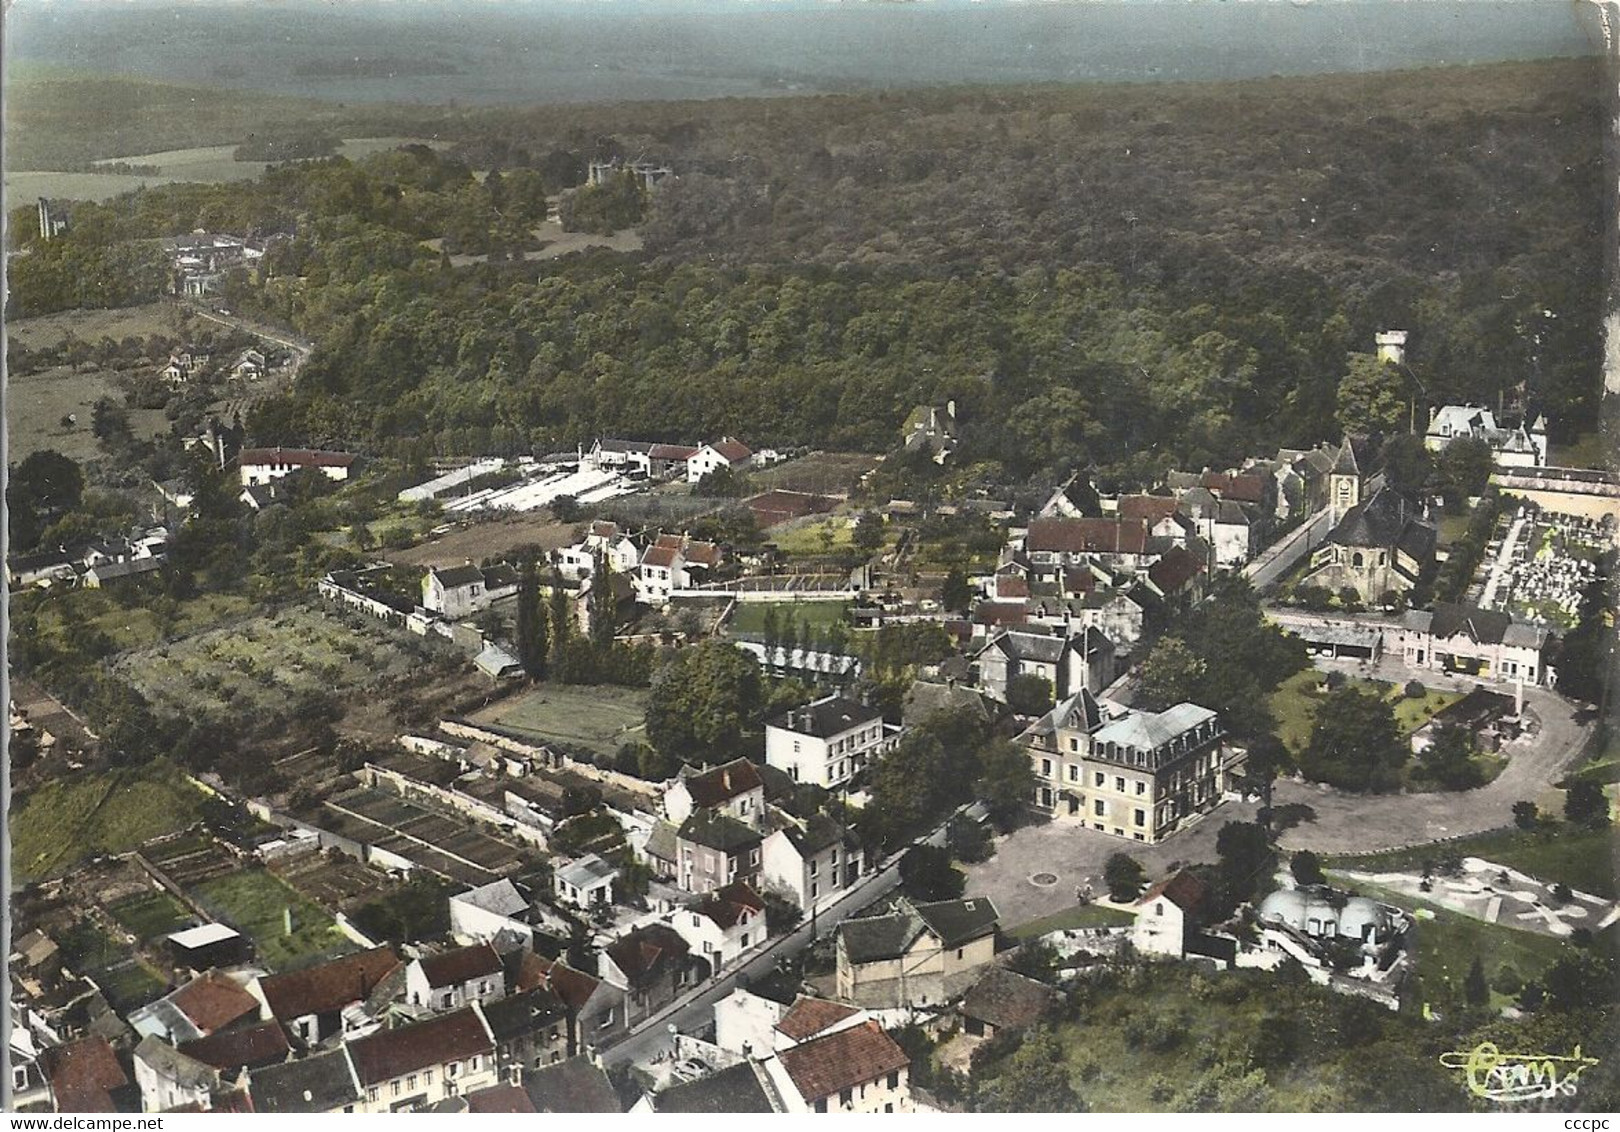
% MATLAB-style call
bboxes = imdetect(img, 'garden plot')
[752,452,883,498]
[142,831,243,889]
[106,889,196,943]
[474,684,649,761]
[271,852,406,915]
[188,868,354,973]
[115,605,421,726]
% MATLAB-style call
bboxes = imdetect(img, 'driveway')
[962,656,1594,928]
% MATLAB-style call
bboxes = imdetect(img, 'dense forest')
[7,58,1605,487]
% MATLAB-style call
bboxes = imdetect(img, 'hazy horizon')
[5,0,1603,109]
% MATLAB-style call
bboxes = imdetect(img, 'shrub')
[1403,680,1427,699]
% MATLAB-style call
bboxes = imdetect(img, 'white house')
[635,535,722,605]
[758,1021,913,1114]
[422,563,520,620]
[760,813,861,912]
[347,1007,499,1113]
[553,855,618,909]
[1131,870,1211,958]
[973,626,1116,705]
[237,447,355,487]
[449,879,534,950]
[1425,404,1549,468]
[668,882,768,972]
[687,437,755,484]
[133,1037,218,1114]
[405,944,506,1012]
[663,758,766,828]
[764,694,889,789]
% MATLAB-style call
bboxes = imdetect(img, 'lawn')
[771,516,859,556]
[28,590,255,654]
[10,761,211,881]
[729,600,850,639]
[7,364,172,461]
[55,920,167,1013]
[1329,874,1573,1010]
[1268,669,1462,755]
[1321,825,1620,900]
[474,682,651,759]
[751,452,882,497]
[1006,903,1136,940]
[106,890,195,942]
[190,868,354,972]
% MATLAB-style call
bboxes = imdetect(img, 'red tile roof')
[347,1008,493,1086]
[777,1021,908,1103]
[654,534,685,550]
[465,1084,537,1113]
[524,955,603,1013]
[1202,472,1267,504]
[707,438,753,463]
[418,943,503,989]
[972,601,1028,627]
[605,924,690,987]
[649,444,700,461]
[238,447,355,469]
[695,882,766,930]
[774,996,860,1042]
[994,575,1030,599]
[1027,518,1148,556]
[642,545,679,568]
[683,540,722,568]
[259,946,401,1022]
[179,1020,291,1071]
[42,1036,128,1112]
[682,758,763,809]
[170,971,260,1035]
[1148,547,1205,595]
[1140,869,1210,914]
[1117,494,1180,524]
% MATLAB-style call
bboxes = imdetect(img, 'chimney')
[1375,330,1408,367]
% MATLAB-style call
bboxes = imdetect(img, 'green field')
[190,868,353,972]
[115,605,422,726]
[1006,903,1137,940]
[27,590,255,655]
[1268,669,1463,755]
[10,761,210,881]
[55,920,167,1014]
[771,516,860,556]
[476,683,651,759]
[107,889,196,942]
[729,600,850,638]
[1322,825,1620,900]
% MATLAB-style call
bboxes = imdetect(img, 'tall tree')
[1300,685,1408,793]
[644,640,764,765]
[548,567,573,657]
[1133,636,1205,711]
[589,550,616,646]
[1335,352,1409,436]
[940,565,973,615]
[516,561,548,679]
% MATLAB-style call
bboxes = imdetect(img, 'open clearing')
[752,452,883,498]
[6,137,443,203]
[10,761,210,881]
[106,889,196,943]
[391,513,578,567]
[115,604,425,726]
[728,600,850,637]
[8,365,172,461]
[6,303,182,349]
[1268,669,1463,754]
[189,867,354,972]
[473,683,650,759]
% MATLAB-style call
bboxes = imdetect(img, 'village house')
[972,625,1116,705]
[553,854,618,909]
[516,953,627,1053]
[132,1037,241,1114]
[230,349,267,382]
[1131,870,1216,958]
[523,1055,623,1112]
[177,1021,291,1077]
[1023,688,1240,842]
[1024,590,1146,653]
[249,946,404,1048]
[246,1046,362,1114]
[347,1006,499,1112]
[957,967,1061,1042]
[760,812,864,912]
[238,447,356,487]
[669,881,769,973]
[480,987,570,1080]
[663,757,766,828]
[404,943,506,1011]
[1022,517,1154,579]
[588,438,655,476]
[761,1020,914,1113]
[449,878,535,950]
[636,534,724,605]
[128,971,261,1045]
[1393,602,1554,686]
[41,1036,134,1113]
[598,923,707,1028]
[676,810,763,895]
[834,896,1000,1009]
[764,694,890,790]
[1425,404,1549,468]
[421,562,520,620]
[688,437,756,483]
[902,402,958,465]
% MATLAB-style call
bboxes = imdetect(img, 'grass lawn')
[729,600,850,638]
[29,590,255,654]
[1330,874,1572,1008]
[771,516,859,556]
[1006,903,1136,939]
[190,868,353,972]
[1320,824,1620,900]
[476,683,650,759]
[10,761,210,881]
[55,920,167,1013]
[106,890,195,942]
[1268,669,1462,755]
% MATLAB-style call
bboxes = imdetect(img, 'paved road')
[600,820,950,1068]
[1271,653,1596,854]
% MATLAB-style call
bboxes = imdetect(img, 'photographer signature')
[1439,1042,1601,1102]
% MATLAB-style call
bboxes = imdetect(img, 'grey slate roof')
[556,853,619,889]
[524,1056,622,1112]
[959,968,1060,1031]
[768,695,882,739]
[134,1035,217,1092]
[1092,702,1218,754]
[248,1047,361,1113]
[431,564,484,588]
[678,811,762,853]
[651,1061,775,1112]
[838,897,999,963]
[479,987,566,1044]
